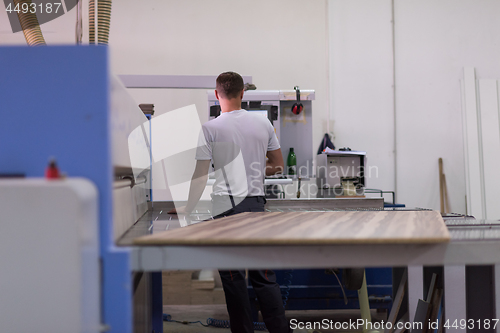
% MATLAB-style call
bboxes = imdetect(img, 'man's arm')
[168,159,211,214]
[266,148,284,176]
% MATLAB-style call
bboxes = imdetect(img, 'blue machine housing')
[0,46,134,333]
[248,268,392,315]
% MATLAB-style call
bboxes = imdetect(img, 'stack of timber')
[162,270,225,305]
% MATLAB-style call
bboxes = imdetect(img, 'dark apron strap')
[220,167,236,208]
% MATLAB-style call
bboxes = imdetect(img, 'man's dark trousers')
[213,196,291,333]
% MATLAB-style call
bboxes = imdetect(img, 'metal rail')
[113,175,147,189]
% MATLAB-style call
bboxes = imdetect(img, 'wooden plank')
[479,80,500,219]
[437,310,444,333]
[191,279,215,290]
[385,269,408,333]
[439,158,445,214]
[412,299,430,333]
[462,68,484,219]
[426,273,437,303]
[134,211,450,246]
[442,175,450,214]
[461,79,469,215]
[429,288,443,326]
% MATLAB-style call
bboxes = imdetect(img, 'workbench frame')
[130,241,500,272]
[130,238,500,333]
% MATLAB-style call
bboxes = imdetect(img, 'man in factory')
[169,71,290,333]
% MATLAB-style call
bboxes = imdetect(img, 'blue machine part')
[0,46,132,333]
[249,268,392,312]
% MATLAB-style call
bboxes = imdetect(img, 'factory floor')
[163,305,387,333]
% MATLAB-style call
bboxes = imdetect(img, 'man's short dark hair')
[216,72,244,99]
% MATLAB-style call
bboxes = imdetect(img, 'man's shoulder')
[203,116,224,130]
[203,110,270,130]
[245,112,273,128]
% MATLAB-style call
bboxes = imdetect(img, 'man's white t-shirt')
[195,109,280,197]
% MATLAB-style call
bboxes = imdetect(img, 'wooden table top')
[133,210,450,246]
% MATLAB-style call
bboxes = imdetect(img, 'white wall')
[1,0,328,137]
[1,0,329,201]
[4,1,500,211]
[109,0,328,150]
[395,0,500,212]
[109,0,329,200]
[329,0,395,198]
[329,0,500,212]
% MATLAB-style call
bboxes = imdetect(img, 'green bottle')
[287,147,297,175]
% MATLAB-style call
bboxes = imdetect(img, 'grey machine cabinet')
[208,89,316,177]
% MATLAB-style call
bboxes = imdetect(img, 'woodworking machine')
[0,46,152,333]
[2,46,500,333]
[316,150,367,197]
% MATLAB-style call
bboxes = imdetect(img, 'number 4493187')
[6,2,62,14]
[443,319,499,330]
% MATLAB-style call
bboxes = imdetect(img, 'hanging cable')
[281,270,293,308]
[332,270,348,305]
[13,0,46,46]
